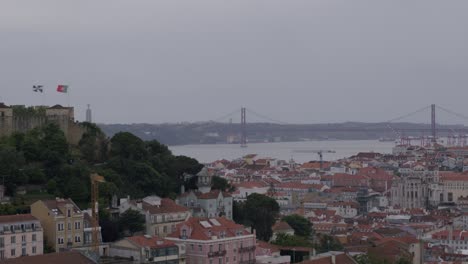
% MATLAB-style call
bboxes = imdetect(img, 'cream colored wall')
[31,201,56,251]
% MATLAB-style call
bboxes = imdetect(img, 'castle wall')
[0,107,87,146]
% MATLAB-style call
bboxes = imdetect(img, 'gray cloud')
[1,0,467,124]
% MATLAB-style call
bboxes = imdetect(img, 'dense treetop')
[0,123,203,208]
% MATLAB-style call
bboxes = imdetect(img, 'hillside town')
[2,132,468,263]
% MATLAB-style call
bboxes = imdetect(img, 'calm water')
[169,140,395,163]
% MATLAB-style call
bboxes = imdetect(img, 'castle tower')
[0,103,13,137]
[197,167,212,194]
[86,104,92,123]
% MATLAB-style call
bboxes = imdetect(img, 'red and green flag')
[57,85,68,93]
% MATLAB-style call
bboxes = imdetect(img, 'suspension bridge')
[208,104,468,148]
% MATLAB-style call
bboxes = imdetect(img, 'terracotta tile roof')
[256,240,281,254]
[432,230,468,240]
[42,198,81,215]
[234,181,268,189]
[167,217,249,241]
[300,162,331,170]
[127,235,176,249]
[0,214,38,224]
[141,198,190,214]
[272,221,293,232]
[1,251,95,264]
[276,182,323,190]
[439,171,468,182]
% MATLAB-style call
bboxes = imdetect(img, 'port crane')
[292,149,336,170]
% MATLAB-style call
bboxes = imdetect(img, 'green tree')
[211,176,232,191]
[282,214,312,237]
[272,233,312,247]
[110,132,148,161]
[314,234,343,253]
[244,194,279,241]
[46,179,57,195]
[118,209,145,236]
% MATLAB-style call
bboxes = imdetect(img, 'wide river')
[169,140,395,163]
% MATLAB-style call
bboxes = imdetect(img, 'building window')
[57,223,64,231]
[21,248,26,256]
[11,249,15,257]
[58,238,64,245]
[0,250,4,260]
[11,236,16,244]
[32,234,36,242]
[199,245,202,251]
[68,223,72,230]
[75,222,81,230]
[448,193,454,202]
[67,209,71,217]
[32,247,36,254]
[210,245,213,252]
[182,229,187,238]
[75,236,81,243]
[163,226,168,233]
[21,235,26,242]
[0,237,4,248]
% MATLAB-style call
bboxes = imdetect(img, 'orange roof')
[167,217,249,241]
[272,221,293,232]
[439,171,468,182]
[0,214,38,224]
[234,181,268,189]
[140,198,190,214]
[127,235,176,249]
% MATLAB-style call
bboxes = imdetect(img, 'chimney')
[331,254,336,264]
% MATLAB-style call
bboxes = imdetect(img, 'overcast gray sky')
[1,0,468,124]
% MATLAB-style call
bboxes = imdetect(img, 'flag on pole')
[57,85,69,93]
[33,85,43,93]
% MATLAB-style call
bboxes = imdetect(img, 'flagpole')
[42,88,46,107]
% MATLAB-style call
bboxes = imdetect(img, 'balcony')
[208,250,227,258]
[239,246,256,253]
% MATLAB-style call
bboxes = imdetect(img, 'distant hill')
[98,122,468,146]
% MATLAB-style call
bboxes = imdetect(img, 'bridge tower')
[241,107,247,148]
[431,104,436,143]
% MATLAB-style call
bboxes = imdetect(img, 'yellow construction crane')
[90,173,105,254]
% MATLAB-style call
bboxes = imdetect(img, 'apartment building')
[110,235,182,264]
[177,168,233,220]
[0,214,43,260]
[31,198,84,252]
[166,217,256,264]
[120,196,191,238]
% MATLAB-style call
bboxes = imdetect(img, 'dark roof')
[41,198,82,215]
[142,198,190,214]
[1,251,96,264]
[48,104,67,109]
[0,102,10,108]
[0,214,38,224]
